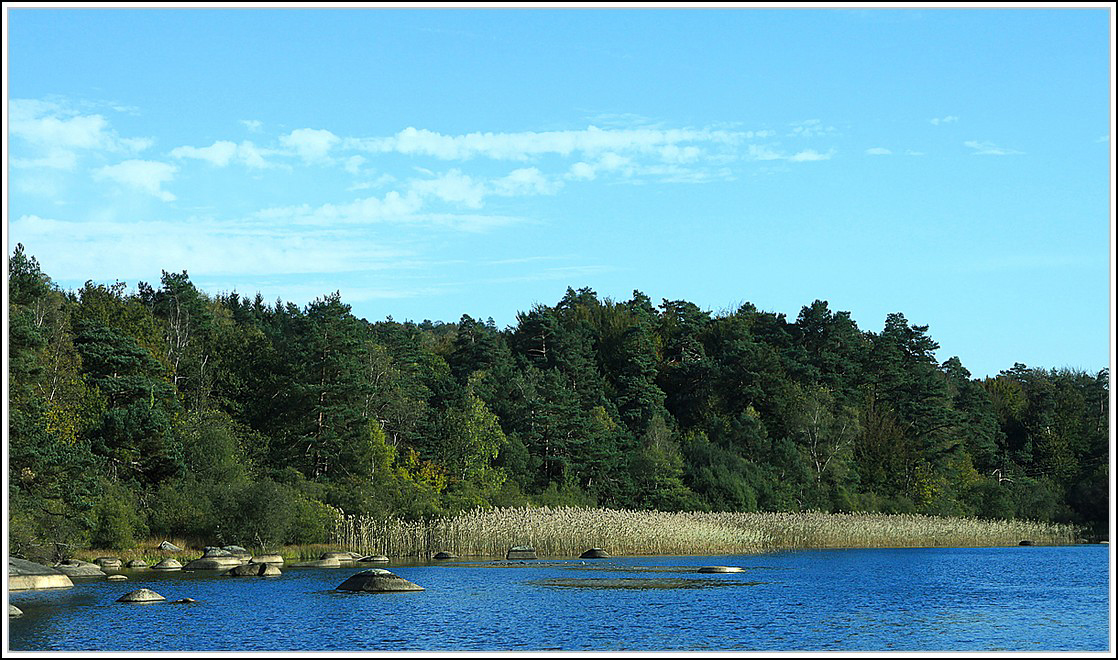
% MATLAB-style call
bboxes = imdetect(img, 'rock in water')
[151,558,183,571]
[433,552,457,561]
[125,559,148,569]
[54,560,107,578]
[579,548,610,559]
[320,551,357,563]
[117,588,165,603]
[507,546,537,560]
[9,558,74,591]
[357,555,390,563]
[10,605,24,617]
[336,569,425,593]
[251,554,285,565]
[107,574,128,581]
[225,563,282,577]
[698,566,744,573]
[93,557,123,569]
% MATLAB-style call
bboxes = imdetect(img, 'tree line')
[8,244,1109,560]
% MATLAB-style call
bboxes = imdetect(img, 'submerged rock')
[107,574,128,581]
[1018,540,1035,546]
[170,598,198,604]
[9,558,74,591]
[507,546,537,560]
[151,558,183,571]
[10,605,23,617]
[290,558,342,568]
[698,566,744,573]
[433,552,457,561]
[336,569,424,593]
[579,548,610,559]
[117,588,165,603]
[357,555,390,563]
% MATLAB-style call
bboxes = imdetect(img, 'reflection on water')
[527,577,766,589]
[7,545,1110,652]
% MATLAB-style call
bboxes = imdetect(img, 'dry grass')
[333,507,1080,558]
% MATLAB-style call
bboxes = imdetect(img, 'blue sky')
[4,6,1114,379]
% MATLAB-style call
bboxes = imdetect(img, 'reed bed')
[333,507,1079,558]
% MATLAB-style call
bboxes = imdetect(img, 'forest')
[7,244,1110,561]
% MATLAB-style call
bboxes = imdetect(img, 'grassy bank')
[333,507,1081,558]
[72,508,1080,564]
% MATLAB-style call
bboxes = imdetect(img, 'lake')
[6,545,1111,652]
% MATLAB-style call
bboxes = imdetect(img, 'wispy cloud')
[92,160,178,201]
[865,147,892,156]
[930,115,959,125]
[789,119,836,138]
[9,98,152,169]
[964,140,1024,156]
[170,140,279,169]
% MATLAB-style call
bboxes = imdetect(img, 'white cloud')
[344,155,366,174]
[491,168,562,197]
[567,161,597,181]
[10,213,414,281]
[789,119,836,138]
[865,147,893,156]
[9,98,152,169]
[964,140,1024,156]
[170,139,277,169]
[171,140,239,166]
[789,149,836,162]
[346,125,759,162]
[931,115,960,125]
[241,119,263,132]
[410,170,487,209]
[280,128,340,163]
[93,160,178,201]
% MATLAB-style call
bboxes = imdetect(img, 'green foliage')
[6,247,1107,557]
[90,480,149,550]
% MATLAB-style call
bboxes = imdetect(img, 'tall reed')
[332,507,1079,558]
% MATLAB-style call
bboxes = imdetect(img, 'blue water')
[7,545,1111,652]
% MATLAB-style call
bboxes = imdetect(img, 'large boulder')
[9,558,74,591]
[10,605,23,618]
[183,556,243,571]
[54,559,108,578]
[336,569,424,593]
[225,563,281,577]
[580,548,610,559]
[151,558,183,571]
[433,552,457,561]
[125,559,149,569]
[202,547,233,557]
[251,554,284,565]
[117,588,165,603]
[158,541,182,552]
[93,557,123,570]
[507,546,537,560]
[320,552,356,563]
